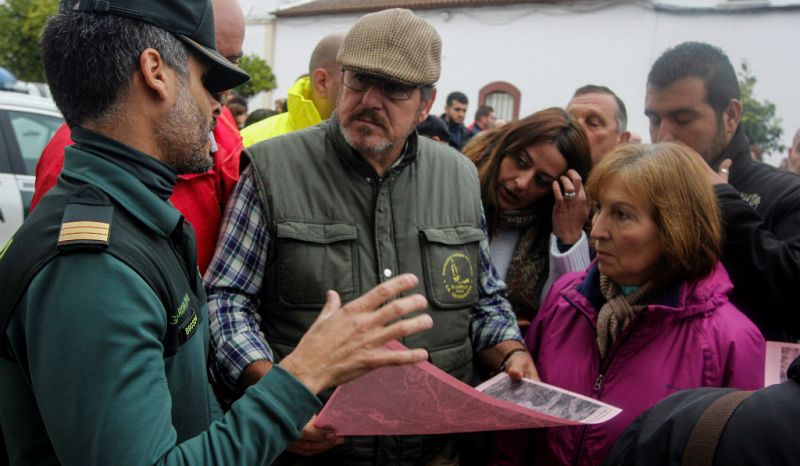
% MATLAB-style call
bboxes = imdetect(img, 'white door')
[0,173,23,247]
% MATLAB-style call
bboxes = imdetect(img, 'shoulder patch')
[57,187,114,251]
[59,220,110,245]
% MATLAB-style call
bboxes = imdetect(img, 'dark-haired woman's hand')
[552,169,589,245]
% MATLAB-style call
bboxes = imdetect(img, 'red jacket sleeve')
[31,124,72,211]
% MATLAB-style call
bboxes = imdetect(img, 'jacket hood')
[285,77,322,130]
[566,261,734,322]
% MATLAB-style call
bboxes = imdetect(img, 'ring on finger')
[719,167,730,175]
[563,191,577,201]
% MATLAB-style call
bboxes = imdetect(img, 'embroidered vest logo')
[442,252,474,299]
[170,293,191,325]
[740,192,761,209]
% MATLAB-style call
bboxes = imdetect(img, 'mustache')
[347,108,389,129]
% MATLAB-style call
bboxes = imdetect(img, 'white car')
[0,91,63,247]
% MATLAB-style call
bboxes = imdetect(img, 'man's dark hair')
[244,108,278,128]
[474,105,493,120]
[446,91,468,107]
[41,12,189,127]
[227,95,248,109]
[572,84,628,133]
[647,42,740,116]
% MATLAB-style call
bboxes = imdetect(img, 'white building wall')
[250,2,800,164]
[239,0,296,109]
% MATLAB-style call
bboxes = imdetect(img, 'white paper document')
[765,340,800,386]
[476,373,621,424]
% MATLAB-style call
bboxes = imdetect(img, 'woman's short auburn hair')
[585,143,722,283]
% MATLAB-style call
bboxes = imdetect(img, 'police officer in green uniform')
[0,1,434,465]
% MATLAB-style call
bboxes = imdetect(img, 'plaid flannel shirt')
[205,166,522,392]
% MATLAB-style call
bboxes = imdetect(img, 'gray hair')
[572,84,628,133]
[42,12,189,127]
[420,85,435,104]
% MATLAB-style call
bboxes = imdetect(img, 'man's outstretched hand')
[280,274,432,395]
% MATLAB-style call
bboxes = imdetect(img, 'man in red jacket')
[31,0,245,273]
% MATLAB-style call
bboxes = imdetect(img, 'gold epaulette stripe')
[61,221,109,230]
[59,221,110,243]
[61,226,108,235]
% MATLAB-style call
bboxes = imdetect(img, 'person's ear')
[311,67,330,98]
[723,99,743,137]
[618,130,631,144]
[139,48,171,101]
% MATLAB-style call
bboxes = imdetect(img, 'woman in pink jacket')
[492,143,765,466]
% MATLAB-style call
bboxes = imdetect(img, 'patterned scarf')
[596,275,658,360]
[495,208,550,325]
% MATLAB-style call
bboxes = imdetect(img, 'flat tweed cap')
[338,8,441,86]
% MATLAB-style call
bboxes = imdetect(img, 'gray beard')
[156,83,211,174]
[340,123,395,157]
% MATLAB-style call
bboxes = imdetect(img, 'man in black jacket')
[605,355,800,465]
[441,91,470,150]
[645,41,800,341]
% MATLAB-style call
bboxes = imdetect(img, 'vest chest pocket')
[419,226,484,309]
[276,222,359,307]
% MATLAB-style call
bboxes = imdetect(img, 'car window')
[0,116,10,172]
[8,110,62,175]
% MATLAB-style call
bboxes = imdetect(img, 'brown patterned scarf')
[496,208,550,325]
[596,275,658,360]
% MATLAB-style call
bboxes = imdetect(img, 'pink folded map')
[315,340,619,435]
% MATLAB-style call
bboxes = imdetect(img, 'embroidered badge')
[170,293,191,325]
[442,252,474,300]
[739,192,762,209]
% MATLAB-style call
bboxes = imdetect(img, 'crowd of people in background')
[2,1,800,466]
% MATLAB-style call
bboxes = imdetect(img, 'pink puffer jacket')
[491,262,765,466]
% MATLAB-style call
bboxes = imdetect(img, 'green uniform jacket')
[0,128,320,466]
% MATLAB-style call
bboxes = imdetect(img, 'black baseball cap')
[60,0,249,93]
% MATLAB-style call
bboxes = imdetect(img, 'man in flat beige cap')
[207,8,537,465]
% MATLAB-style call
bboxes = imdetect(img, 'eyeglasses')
[342,69,419,101]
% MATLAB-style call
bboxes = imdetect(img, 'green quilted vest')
[248,118,485,383]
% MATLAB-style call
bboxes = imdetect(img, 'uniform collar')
[62,127,182,237]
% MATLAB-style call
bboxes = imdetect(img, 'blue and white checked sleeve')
[470,214,524,352]
[204,166,274,392]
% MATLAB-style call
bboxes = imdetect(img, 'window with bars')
[478,81,520,122]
